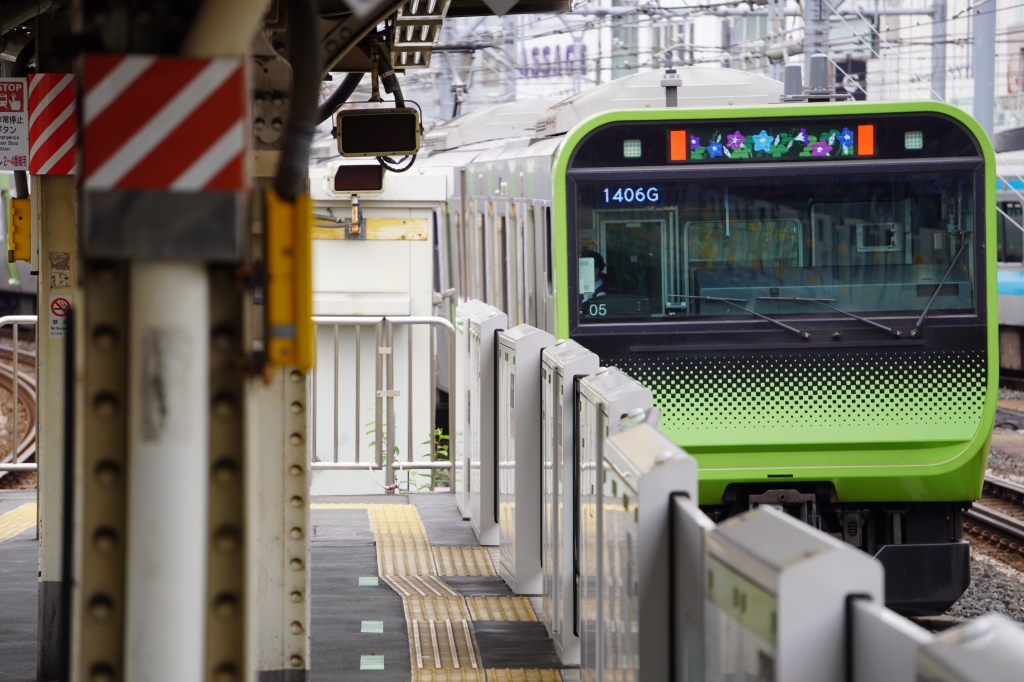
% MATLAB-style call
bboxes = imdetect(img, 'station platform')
[0,491,573,682]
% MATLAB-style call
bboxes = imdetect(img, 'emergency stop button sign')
[0,78,27,170]
[49,294,70,339]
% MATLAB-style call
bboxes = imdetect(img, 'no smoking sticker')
[49,294,70,338]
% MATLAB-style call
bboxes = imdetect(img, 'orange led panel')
[669,130,687,162]
[857,124,875,156]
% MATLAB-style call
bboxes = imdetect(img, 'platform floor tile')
[409,618,481,671]
[466,596,537,622]
[485,669,563,682]
[405,596,471,621]
[0,503,35,543]
[434,545,497,576]
[385,574,462,598]
[413,669,487,682]
[311,508,410,682]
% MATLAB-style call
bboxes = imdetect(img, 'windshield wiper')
[910,231,967,338]
[756,297,902,337]
[670,295,811,339]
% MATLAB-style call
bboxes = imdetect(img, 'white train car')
[425,68,785,336]
[309,68,784,492]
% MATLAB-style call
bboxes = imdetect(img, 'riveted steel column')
[207,264,246,681]
[245,364,310,680]
[71,261,129,682]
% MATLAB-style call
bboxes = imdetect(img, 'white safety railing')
[310,315,455,491]
[0,314,37,473]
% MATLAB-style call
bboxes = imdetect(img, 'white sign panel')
[0,78,27,170]
[49,294,71,339]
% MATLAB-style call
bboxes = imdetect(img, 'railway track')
[0,344,36,480]
[963,474,1024,558]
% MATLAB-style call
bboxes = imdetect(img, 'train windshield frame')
[564,115,986,341]
[565,112,987,346]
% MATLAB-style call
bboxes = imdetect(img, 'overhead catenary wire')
[818,0,1024,234]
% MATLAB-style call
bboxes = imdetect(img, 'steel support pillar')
[972,0,996,138]
[931,0,947,102]
[245,365,311,680]
[34,173,76,682]
[802,0,829,72]
[33,10,76,678]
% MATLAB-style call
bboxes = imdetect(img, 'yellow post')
[265,188,313,370]
[8,196,30,262]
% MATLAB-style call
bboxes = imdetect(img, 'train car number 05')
[603,187,659,203]
[587,302,607,316]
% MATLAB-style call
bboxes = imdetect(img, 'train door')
[582,211,675,319]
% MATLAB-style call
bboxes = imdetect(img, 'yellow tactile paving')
[378,543,436,576]
[406,596,472,621]
[433,545,497,576]
[413,669,486,682]
[326,501,553,677]
[0,503,35,543]
[409,618,481,671]
[368,504,430,543]
[386,575,461,598]
[485,670,563,682]
[310,502,367,509]
[466,596,537,622]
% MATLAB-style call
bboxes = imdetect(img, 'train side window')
[999,202,1024,263]
[499,214,510,314]
[478,212,487,302]
[545,206,553,294]
[524,206,537,326]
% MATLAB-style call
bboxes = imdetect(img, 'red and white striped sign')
[82,53,247,192]
[29,73,78,174]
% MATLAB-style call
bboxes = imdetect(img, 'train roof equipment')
[422,97,559,153]
[534,67,785,137]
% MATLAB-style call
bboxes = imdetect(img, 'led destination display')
[667,124,875,162]
[568,113,980,168]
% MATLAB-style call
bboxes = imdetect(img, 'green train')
[407,69,996,615]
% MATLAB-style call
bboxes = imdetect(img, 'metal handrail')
[311,315,456,493]
[0,315,37,472]
[311,461,452,471]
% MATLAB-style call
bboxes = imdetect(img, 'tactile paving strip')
[411,618,480,671]
[486,669,563,682]
[0,503,35,543]
[433,546,498,576]
[406,596,471,621]
[466,596,537,622]
[413,669,487,682]
[334,502,558,680]
[386,575,462,599]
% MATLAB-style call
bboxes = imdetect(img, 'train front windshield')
[574,172,976,320]
[567,113,985,327]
